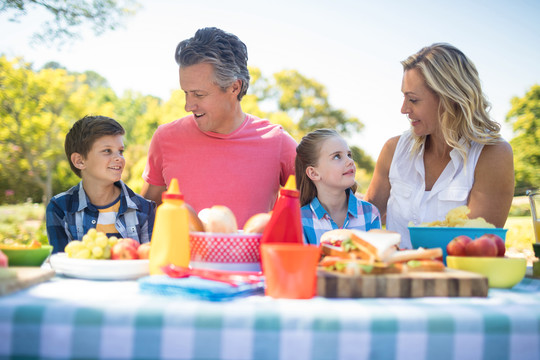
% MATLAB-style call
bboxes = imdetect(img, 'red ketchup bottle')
[261,175,303,245]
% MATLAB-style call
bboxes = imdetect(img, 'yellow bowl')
[446,256,526,288]
[1,245,53,267]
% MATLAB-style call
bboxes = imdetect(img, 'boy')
[46,115,156,253]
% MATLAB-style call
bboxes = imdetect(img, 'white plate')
[49,253,149,280]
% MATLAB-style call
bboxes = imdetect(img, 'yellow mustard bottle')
[149,178,190,275]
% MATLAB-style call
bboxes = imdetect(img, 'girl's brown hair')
[295,129,357,206]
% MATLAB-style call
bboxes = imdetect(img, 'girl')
[295,129,381,245]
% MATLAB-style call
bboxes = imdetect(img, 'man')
[142,27,297,227]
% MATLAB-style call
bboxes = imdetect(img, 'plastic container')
[409,226,508,264]
[189,231,262,272]
[149,178,191,275]
[260,243,320,299]
[260,175,303,245]
[446,256,526,288]
[1,245,53,267]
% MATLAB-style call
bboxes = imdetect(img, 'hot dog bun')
[243,212,271,234]
[404,259,445,272]
[198,205,238,233]
[386,247,443,264]
[186,203,204,232]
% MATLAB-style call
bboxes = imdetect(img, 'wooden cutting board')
[0,267,56,296]
[317,268,488,298]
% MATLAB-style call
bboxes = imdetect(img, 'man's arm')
[141,182,167,207]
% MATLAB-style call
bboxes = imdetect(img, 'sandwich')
[319,229,444,275]
[320,229,400,262]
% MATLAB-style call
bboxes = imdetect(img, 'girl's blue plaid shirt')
[301,188,381,245]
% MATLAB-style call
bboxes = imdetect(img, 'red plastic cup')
[260,243,320,299]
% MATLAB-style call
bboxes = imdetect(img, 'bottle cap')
[284,175,296,190]
[162,178,184,201]
[280,175,299,197]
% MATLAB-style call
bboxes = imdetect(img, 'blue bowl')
[408,227,508,264]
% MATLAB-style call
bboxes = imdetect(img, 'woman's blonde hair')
[295,129,357,206]
[401,43,502,160]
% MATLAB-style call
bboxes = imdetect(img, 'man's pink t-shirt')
[143,114,297,227]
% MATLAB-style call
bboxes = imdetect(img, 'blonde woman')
[364,43,514,249]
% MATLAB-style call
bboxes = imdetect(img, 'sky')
[1,0,539,159]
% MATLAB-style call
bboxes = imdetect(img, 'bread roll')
[186,203,204,232]
[386,247,443,264]
[243,213,271,234]
[198,205,238,233]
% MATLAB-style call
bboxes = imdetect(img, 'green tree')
[506,84,540,195]
[113,91,163,193]
[270,70,364,136]
[0,0,139,47]
[0,56,91,204]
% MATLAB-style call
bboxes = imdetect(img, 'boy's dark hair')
[65,115,125,178]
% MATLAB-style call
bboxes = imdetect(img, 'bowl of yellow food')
[446,256,526,288]
[0,242,53,267]
[408,205,507,264]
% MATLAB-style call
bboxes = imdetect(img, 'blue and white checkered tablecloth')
[1,275,539,360]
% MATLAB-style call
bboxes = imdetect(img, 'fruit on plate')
[446,235,472,256]
[136,242,151,259]
[111,238,140,260]
[65,229,144,260]
[447,233,505,257]
[0,240,42,250]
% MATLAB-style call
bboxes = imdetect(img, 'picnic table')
[0,272,539,360]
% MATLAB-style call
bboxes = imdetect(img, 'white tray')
[50,253,149,280]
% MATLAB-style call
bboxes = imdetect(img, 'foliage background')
[0,55,375,205]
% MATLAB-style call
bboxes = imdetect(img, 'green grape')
[65,240,83,257]
[74,248,91,259]
[84,240,96,251]
[95,235,108,248]
[103,246,111,259]
[92,246,104,258]
[82,234,94,245]
[108,236,118,247]
[86,228,98,238]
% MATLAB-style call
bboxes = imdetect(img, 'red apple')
[117,238,140,249]
[137,242,151,259]
[465,236,498,257]
[0,250,8,267]
[480,234,505,257]
[111,241,139,260]
[447,235,472,256]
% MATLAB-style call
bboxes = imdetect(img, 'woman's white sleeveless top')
[387,130,484,248]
